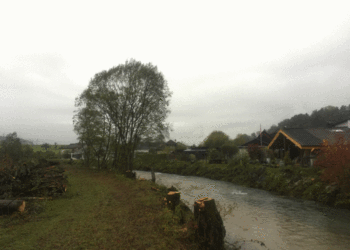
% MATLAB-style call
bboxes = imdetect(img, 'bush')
[189,154,196,163]
[283,151,292,165]
[178,153,190,162]
[0,132,23,163]
[228,152,250,167]
[221,143,239,159]
[266,149,275,161]
[62,150,71,159]
[149,148,157,154]
[208,148,224,164]
[314,135,350,195]
[247,144,264,162]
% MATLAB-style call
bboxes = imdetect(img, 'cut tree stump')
[0,200,26,215]
[194,197,226,250]
[125,170,136,179]
[166,191,180,212]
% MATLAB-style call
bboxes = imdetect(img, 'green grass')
[31,145,63,154]
[0,165,199,250]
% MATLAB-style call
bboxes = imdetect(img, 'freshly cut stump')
[194,197,226,250]
[125,170,136,179]
[166,191,180,212]
[0,200,26,215]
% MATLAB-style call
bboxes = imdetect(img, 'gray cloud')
[168,32,350,145]
[2,3,350,147]
[0,53,78,144]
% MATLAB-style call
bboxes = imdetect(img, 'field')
[0,165,198,250]
[31,145,64,154]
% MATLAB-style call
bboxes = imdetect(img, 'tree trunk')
[0,200,26,215]
[194,197,226,250]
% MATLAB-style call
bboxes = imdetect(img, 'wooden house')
[238,130,276,160]
[166,140,177,147]
[331,119,350,128]
[268,126,350,166]
[239,130,275,149]
[183,147,208,160]
[64,143,82,152]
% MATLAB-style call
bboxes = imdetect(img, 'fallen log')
[0,200,26,215]
[151,187,159,191]
[194,197,226,250]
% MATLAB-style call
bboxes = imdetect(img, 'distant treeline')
[266,104,350,134]
[0,136,33,145]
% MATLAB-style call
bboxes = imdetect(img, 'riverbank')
[135,169,350,250]
[0,165,200,250]
[133,155,350,210]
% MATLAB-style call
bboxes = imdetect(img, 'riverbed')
[135,170,350,250]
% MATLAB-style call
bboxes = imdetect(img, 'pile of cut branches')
[0,159,68,199]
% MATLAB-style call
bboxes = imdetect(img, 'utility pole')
[260,124,262,147]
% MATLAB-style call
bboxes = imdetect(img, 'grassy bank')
[134,154,350,209]
[0,164,199,250]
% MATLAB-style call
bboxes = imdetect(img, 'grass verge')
[0,165,199,250]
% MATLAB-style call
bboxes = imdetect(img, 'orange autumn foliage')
[0,154,14,170]
[314,134,350,193]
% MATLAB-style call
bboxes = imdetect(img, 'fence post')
[151,167,156,183]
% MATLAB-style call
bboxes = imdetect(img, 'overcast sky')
[1,1,350,145]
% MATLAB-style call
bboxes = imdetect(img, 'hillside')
[0,136,33,145]
[266,104,350,134]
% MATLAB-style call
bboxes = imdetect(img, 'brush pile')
[0,159,68,199]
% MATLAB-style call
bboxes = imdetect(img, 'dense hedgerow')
[133,154,349,209]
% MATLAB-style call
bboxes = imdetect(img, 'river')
[135,170,350,250]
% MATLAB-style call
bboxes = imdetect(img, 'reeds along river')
[135,170,350,250]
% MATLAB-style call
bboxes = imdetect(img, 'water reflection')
[135,171,350,250]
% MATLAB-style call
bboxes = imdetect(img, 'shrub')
[283,151,292,165]
[62,150,71,159]
[178,153,190,162]
[228,152,250,167]
[149,148,157,154]
[314,135,350,195]
[221,143,238,159]
[266,149,275,161]
[247,144,264,162]
[208,148,224,164]
[189,154,196,163]
[0,132,23,163]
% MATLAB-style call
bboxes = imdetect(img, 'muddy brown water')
[135,170,350,250]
